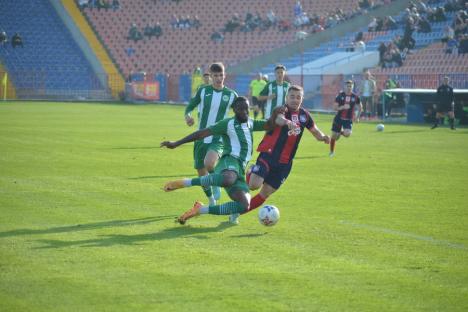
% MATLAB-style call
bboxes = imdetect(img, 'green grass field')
[0,101,467,311]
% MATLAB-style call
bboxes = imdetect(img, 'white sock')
[183,179,192,187]
[200,206,209,214]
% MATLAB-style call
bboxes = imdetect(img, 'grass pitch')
[0,101,467,311]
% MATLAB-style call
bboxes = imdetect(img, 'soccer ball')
[258,205,280,226]
[376,123,385,132]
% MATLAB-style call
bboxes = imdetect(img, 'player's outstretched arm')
[264,106,292,131]
[309,125,330,144]
[160,128,213,149]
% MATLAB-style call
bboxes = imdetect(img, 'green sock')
[191,173,224,187]
[202,185,213,197]
[208,201,246,215]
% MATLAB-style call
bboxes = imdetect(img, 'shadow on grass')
[34,222,237,249]
[0,216,176,238]
[295,155,325,160]
[128,174,193,180]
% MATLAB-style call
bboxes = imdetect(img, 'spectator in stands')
[112,0,120,11]
[11,33,23,48]
[416,0,428,13]
[383,16,398,30]
[459,34,468,54]
[0,30,7,47]
[78,0,89,9]
[417,15,432,33]
[210,30,224,43]
[128,24,143,41]
[453,10,467,36]
[192,16,201,29]
[378,42,387,66]
[442,25,455,43]
[359,70,376,119]
[170,14,179,29]
[446,36,459,54]
[294,1,303,17]
[154,22,162,38]
[267,10,278,26]
[355,40,366,52]
[144,23,155,39]
[359,0,372,10]
[434,6,447,22]
[368,17,378,32]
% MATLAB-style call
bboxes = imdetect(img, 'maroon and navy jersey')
[257,107,314,164]
[335,91,360,120]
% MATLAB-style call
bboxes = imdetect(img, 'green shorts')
[215,155,249,195]
[193,140,223,169]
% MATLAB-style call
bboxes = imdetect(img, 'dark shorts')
[331,115,353,133]
[436,103,453,113]
[251,153,292,190]
[252,96,264,109]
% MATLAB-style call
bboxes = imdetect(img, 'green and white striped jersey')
[209,117,266,169]
[185,85,237,144]
[259,80,290,119]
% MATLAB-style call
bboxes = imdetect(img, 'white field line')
[340,220,467,251]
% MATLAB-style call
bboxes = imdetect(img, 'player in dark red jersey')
[229,85,330,223]
[329,80,362,157]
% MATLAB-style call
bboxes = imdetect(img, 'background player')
[160,97,282,224]
[257,64,290,119]
[249,72,267,119]
[329,80,362,157]
[237,85,330,221]
[431,76,455,130]
[184,62,237,205]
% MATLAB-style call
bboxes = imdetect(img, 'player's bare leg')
[197,168,216,206]
[329,131,340,157]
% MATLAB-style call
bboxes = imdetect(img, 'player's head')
[256,72,262,80]
[274,64,286,82]
[345,80,354,93]
[202,72,211,85]
[232,96,250,123]
[286,85,303,112]
[443,76,449,85]
[209,62,225,89]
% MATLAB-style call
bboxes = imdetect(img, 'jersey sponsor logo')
[222,95,229,101]
[345,96,351,103]
[205,93,212,97]
[299,114,307,123]
[288,124,301,136]
[291,114,299,122]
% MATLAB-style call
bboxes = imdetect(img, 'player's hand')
[185,115,194,127]
[322,135,331,144]
[160,141,178,149]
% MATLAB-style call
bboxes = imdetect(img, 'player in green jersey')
[160,96,291,225]
[184,62,238,205]
[257,64,290,119]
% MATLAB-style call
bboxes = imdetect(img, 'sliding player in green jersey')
[257,64,290,119]
[160,96,292,225]
[184,62,237,205]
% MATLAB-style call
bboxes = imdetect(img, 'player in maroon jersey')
[329,80,362,157]
[230,85,330,222]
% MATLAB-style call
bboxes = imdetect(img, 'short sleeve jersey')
[250,79,267,97]
[335,91,360,120]
[185,85,238,144]
[259,80,290,119]
[209,117,266,169]
[437,84,454,106]
[257,107,315,164]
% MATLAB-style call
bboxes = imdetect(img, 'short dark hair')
[275,64,286,71]
[203,72,210,77]
[346,80,354,84]
[288,85,303,93]
[232,96,249,109]
[210,62,225,73]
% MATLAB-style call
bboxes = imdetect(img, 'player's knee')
[204,159,216,172]
[221,171,237,187]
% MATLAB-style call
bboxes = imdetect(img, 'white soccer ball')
[258,205,280,226]
[376,123,385,132]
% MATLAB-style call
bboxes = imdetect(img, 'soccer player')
[160,97,289,225]
[257,64,290,119]
[329,80,362,157]
[431,76,455,130]
[184,62,237,205]
[239,85,330,220]
[249,72,267,119]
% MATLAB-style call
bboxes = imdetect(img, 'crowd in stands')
[373,0,467,68]
[209,0,389,43]
[128,22,163,41]
[170,14,201,29]
[0,30,23,48]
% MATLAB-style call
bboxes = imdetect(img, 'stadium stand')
[78,0,370,76]
[0,0,106,99]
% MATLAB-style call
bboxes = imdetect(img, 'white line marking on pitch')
[340,220,467,251]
